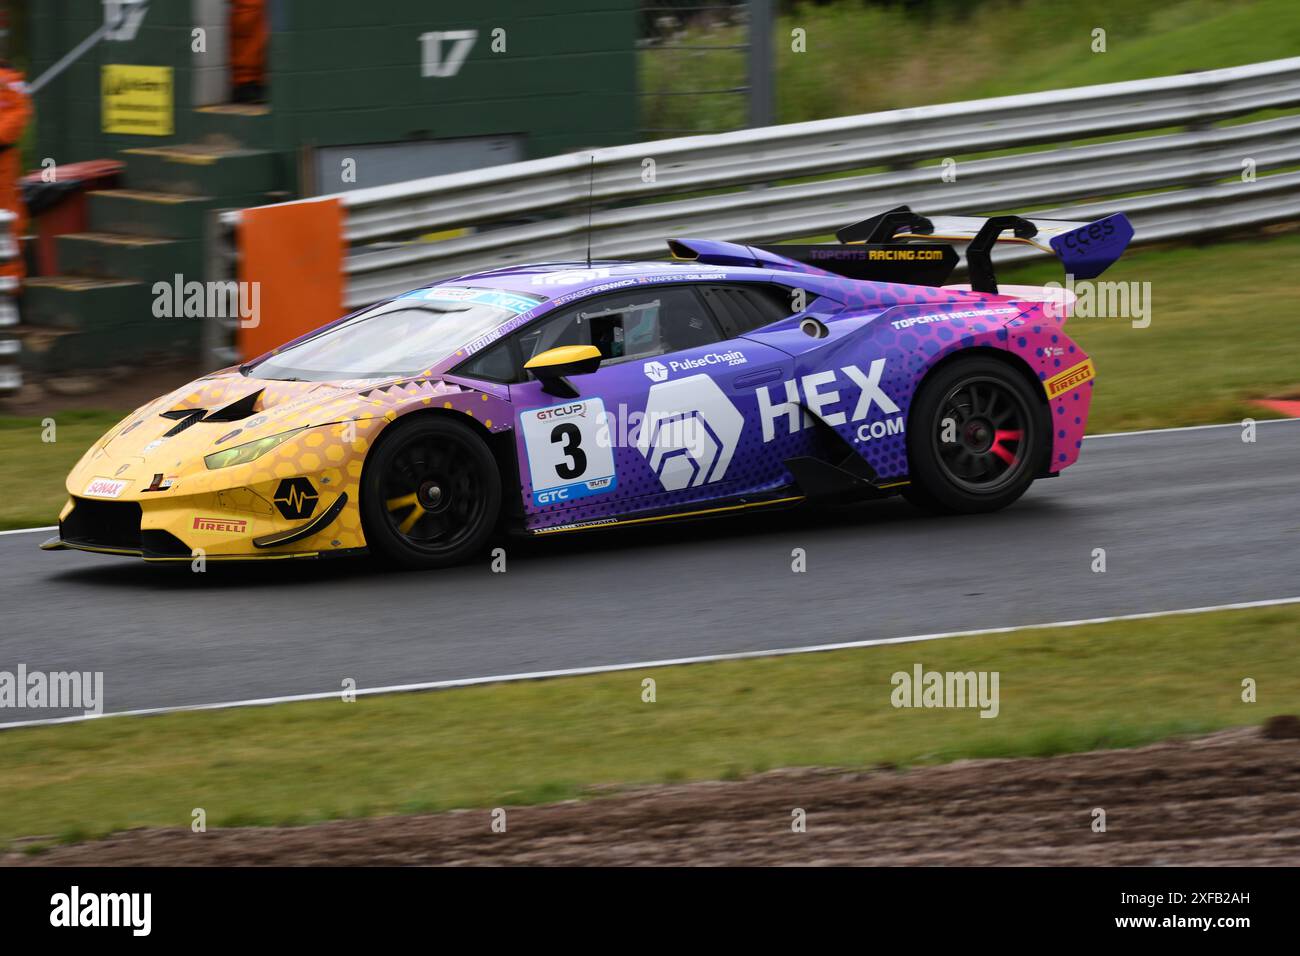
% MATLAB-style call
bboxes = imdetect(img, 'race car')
[45,205,1133,569]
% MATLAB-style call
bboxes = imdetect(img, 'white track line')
[3,418,1295,539]
[1085,418,1298,440]
[3,595,1298,731]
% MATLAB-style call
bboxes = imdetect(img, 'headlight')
[204,427,307,470]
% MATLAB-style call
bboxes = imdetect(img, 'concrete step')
[191,102,276,151]
[86,189,221,240]
[120,143,281,196]
[55,232,204,284]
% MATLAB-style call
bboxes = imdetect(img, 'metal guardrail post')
[747,0,775,129]
[0,209,20,397]
[202,209,243,371]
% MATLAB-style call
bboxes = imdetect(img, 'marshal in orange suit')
[0,61,30,281]
[231,0,268,103]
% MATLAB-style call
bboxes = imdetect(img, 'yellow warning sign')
[102,65,174,136]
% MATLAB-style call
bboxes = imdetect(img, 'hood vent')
[203,388,265,423]
[161,408,207,437]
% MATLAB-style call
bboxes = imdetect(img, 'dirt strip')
[7,720,1299,866]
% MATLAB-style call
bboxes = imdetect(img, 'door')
[488,284,797,527]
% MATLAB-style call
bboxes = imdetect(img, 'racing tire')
[361,415,502,569]
[902,357,1050,514]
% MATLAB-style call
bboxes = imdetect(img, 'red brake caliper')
[989,429,1023,466]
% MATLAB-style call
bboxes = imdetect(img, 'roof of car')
[428,259,767,300]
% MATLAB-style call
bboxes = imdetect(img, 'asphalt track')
[2,420,1297,724]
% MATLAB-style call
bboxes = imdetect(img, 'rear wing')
[739,205,1133,293]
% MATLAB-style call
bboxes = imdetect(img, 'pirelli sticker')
[1045,359,1095,398]
[192,516,248,534]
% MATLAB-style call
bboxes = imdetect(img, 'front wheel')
[360,416,502,569]
[903,357,1050,514]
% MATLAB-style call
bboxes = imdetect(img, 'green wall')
[30,0,639,177]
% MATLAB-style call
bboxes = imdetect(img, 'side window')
[700,284,800,337]
[457,336,518,383]
[516,286,722,367]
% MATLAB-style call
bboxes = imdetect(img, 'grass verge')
[641,0,1300,133]
[0,604,1296,847]
[0,411,124,531]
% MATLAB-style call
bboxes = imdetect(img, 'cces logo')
[1051,214,1131,260]
[1059,218,1117,251]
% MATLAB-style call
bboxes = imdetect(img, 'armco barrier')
[207,57,1300,366]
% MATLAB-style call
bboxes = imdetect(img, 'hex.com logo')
[636,374,743,490]
[643,360,668,383]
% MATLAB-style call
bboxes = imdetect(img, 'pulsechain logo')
[637,374,743,490]
[756,359,902,444]
[50,886,151,937]
[595,403,706,454]
[891,663,1000,718]
[152,274,261,328]
[644,350,747,381]
[0,664,103,716]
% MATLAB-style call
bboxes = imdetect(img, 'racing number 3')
[551,423,587,480]
[520,399,618,508]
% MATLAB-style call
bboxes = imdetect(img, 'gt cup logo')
[644,361,668,382]
[756,359,904,444]
[273,478,319,520]
[637,375,743,491]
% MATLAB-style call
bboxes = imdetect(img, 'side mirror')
[524,345,602,397]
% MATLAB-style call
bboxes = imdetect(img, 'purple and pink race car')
[50,206,1133,569]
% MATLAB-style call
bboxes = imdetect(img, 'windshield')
[245,287,540,382]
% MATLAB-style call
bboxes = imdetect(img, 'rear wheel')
[361,416,502,569]
[903,357,1049,513]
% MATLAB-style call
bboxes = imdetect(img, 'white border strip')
[3,595,1298,730]
[1085,418,1299,440]
[3,418,1295,539]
